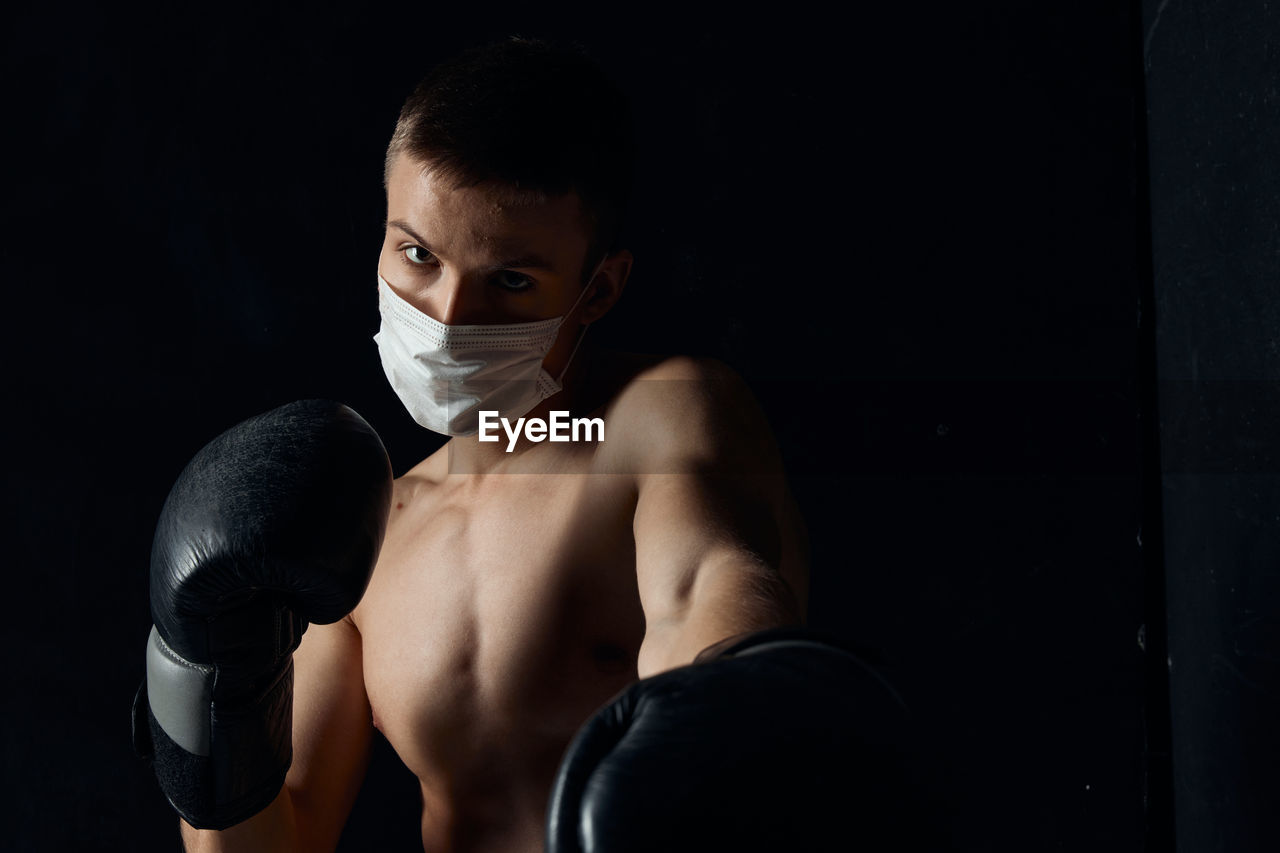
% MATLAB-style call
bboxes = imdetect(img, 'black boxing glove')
[131,399,392,830]
[546,628,949,852]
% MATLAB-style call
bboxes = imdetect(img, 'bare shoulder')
[622,352,738,382]
[608,354,751,430]
[599,353,781,475]
[348,466,439,629]
[380,448,450,516]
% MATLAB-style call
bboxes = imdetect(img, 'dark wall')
[1141,1,1280,851]
[3,3,1162,850]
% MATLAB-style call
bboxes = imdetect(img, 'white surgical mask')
[373,267,597,436]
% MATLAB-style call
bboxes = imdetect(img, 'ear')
[581,249,633,324]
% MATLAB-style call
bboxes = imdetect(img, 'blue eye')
[403,246,437,266]
[492,270,534,291]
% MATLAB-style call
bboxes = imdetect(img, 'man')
[138,37,924,853]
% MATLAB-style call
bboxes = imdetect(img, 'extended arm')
[624,357,808,676]
[546,362,945,852]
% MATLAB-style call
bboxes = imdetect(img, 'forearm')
[180,786,301,853]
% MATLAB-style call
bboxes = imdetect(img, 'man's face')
[378,153,595,327]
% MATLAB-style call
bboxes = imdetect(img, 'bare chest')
[353,469,644,793]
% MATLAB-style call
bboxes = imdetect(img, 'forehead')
[385,154,590,263]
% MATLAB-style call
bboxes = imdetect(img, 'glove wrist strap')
[132,626,294,830]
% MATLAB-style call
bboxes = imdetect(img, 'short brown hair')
[385,37,633,267]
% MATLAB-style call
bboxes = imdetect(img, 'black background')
[4,1,1271,850]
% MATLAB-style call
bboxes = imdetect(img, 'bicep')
[626,359,789,610]
[285,615,374,851]
[621,357,808,671]
[633,468,803,678]
[633,470,782,617]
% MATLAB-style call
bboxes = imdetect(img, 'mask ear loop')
[556,324,590,384]
[553,258,607,384]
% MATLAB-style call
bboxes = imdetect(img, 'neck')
[442,339,598,475]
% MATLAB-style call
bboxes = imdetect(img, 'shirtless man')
[135,38,920,853]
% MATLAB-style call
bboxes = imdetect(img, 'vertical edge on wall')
[1132,0,1176,849]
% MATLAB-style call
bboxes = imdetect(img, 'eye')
[491,270,534,292]
[402,246,438,266]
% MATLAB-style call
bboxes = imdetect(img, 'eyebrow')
[385,219,557,271]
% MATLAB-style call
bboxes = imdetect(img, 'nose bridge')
[430,269,486,325]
